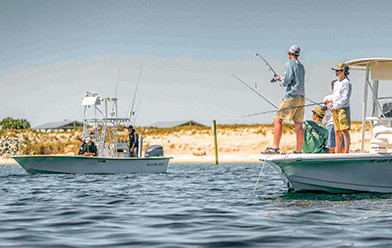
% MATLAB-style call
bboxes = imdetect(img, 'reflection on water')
[0,163,392,247]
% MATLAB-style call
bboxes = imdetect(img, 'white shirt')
[323,78,352,110]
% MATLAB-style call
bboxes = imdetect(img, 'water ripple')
[1,163,392,247]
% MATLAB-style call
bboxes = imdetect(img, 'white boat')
[13,155,170,174]
[14,92,171,174]
[261,58,392,193]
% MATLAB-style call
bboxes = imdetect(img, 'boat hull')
[261,153,392,193]
[13,155,170,174]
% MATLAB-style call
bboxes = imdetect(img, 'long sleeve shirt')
[302,120,329,154]
[323,78,352,109]
[282,59,305,99]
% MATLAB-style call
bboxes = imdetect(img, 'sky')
[1,0,392,127]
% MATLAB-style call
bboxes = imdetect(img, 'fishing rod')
[232,74,278,109]
[256,53,322,107]
[114,66,121,99]
[242,102,325,118]
[233,73,322,114]
[128,65,143,121]
[256,53,279,83]
[132,99,143,126]
[111,66,122,116]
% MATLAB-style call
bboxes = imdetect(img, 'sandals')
[261,147,280,154]
[292,151,302,154]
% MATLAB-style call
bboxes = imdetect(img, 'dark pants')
[130,148,138,157]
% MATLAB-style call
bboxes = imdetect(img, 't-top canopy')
[346,58,392,81]
[345,58,392,67]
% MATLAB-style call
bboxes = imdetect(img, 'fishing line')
[242,102,324,118]
[253,155,269,193]
[232,74,278,109]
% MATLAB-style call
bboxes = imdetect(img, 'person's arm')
[281,62,294,87]
[92,144,98,156]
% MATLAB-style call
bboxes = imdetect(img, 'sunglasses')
[335,70,343,72]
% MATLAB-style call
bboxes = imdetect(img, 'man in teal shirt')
[302,106,329,154]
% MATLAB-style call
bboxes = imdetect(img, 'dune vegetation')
[0,122,371,158]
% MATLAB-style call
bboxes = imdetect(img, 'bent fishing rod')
[242,101,325,118]
[255,53,322,107]
[256,53,279,83]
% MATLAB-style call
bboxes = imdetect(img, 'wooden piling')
[212,120,218,165]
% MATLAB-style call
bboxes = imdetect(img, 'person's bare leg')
[328,147,335,153]
[294,121,304,153]
[342,129,350,153]
[335,130,342,153]
[273,117,283,149]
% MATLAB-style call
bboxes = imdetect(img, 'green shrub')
[0,117,31,130]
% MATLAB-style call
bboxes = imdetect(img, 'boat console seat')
[368,117,392,153]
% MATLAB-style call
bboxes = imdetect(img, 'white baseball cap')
[85,138,92,143]
[288,45,300,56]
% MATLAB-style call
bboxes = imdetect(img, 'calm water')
[1,163,392,248]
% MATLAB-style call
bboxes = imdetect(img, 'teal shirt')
[302,120,329,154]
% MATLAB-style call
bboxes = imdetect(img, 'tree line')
[0,117,31,130]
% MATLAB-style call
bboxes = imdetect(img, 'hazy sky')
[1,0,392,126]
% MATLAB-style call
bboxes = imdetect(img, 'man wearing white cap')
[264,45,305,154]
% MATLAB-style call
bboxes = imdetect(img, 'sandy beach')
[1,122,371,165]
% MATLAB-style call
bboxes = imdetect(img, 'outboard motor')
[144,145,164,157]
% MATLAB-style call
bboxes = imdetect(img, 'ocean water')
[1,163,392,248]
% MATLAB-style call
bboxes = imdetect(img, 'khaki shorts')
[275,95,305,122]
[333,107,351,131]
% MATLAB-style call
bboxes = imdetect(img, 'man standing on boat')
[323,63,352,153]
[128,125,139,157]
[77,137,87,156]
[264,45,305,154]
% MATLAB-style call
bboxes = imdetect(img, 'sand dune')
[0,122,371,164]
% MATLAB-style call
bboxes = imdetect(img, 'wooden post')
[212,120,218,165]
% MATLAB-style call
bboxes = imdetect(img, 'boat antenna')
[128,65,143,120]
[242,102,324,118]
[232,74,278,109]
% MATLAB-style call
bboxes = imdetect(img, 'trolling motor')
[256,53,279,83]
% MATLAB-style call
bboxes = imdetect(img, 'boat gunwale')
[260,153,392,163]
[12,155,172,161]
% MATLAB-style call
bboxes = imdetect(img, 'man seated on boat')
[83,138,98,156]
[77,138,87,156]
[128,125,139,157]
[302,106,329,154]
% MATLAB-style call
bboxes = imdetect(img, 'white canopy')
[345,58,392,81]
